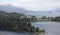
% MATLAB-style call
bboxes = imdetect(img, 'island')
[51,16,60,22]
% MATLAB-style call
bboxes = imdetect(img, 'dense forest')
[0,11,45,33]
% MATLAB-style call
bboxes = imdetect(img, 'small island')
[37,16,60,22]
[0,11,45,33]
[51,16,60,22]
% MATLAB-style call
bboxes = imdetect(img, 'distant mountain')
[0,11,25,19]
[25,9,60,18]
[0,4,34,13]
[0,4,60,18]
[52,7,60,12]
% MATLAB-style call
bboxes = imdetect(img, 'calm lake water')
[0,21,60,35]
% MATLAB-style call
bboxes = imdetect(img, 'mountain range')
[0,4,60,18]
[0,4,34,13]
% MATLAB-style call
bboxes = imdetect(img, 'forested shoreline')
[0,11,45,33]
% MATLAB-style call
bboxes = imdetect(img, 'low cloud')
[0,0,60,11]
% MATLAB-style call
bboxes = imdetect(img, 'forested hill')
[0,11,25,19]
[0,11,45,33]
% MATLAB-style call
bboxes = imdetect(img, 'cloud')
[0,0,60,11]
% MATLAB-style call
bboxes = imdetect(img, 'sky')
[0,0,60,17]
[0,0,60,11]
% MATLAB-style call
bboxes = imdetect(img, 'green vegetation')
[37,16,53,21]
[51,16,60,22]
[0,11,45,33]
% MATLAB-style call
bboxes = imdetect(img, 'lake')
[32,21,60,35]
[0,21,60,35]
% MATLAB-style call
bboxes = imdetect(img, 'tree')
[36,27,39,32]
[41,16,46,19]
[41,29,45,32]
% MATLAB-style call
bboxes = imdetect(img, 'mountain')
[52,7,60,12]
[0,11,25,19]
[0,4,60,18]
[0,4,34,13]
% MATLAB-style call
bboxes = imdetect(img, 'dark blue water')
[0,21,60,35]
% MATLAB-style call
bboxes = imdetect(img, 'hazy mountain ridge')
[0,4,60,13]
[0,4,34,13]
[0,11,25,19]
[0,4,60,18]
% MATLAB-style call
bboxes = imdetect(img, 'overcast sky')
[0,0,60,11]
[0,0,60,17]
